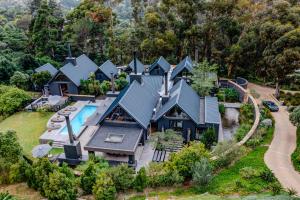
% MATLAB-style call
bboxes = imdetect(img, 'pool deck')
[39,98,115,145]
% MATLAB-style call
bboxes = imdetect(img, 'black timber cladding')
[84,125,143,155]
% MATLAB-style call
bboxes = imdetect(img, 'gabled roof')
[171,56,193,80]
[99,60,118,80]
[205,96,221,124]
[99,77,161,129]
[149,56,171,73]
[128,58,144,74]
[59,54,98,86]
[154,79,201,124]
[35,63,58,76]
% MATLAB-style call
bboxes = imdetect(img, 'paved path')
[248,83,300,194]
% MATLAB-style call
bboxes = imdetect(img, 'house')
[84,75,163,166]
[48,54,99,96]
[96,60,118,82]
[35,63,58,77]
[153,79,220,142]
[124,58,145,74]
[149,56,171,76]
[170,56,193,83]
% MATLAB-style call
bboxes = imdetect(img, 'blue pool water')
[60,105,97,137]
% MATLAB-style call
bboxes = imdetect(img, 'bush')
[260,169,275,182]
[239,167,259,179]
[9,159,30,183]
[115,77,128,91]
[10,71,30,90]
[0,86,31,116]
[234,124,252,142]
[213,140,246,169]
[80,162,97,194]
[147,162,183,187]
[43,171,77,200]
[270,182,282,195]
[219,104,225,116]
[93,171,117,200]
[200,128,217,149]
[133,167,147,192]
[100,80,111,95]
[290,106,300,127]
[218,88,239,102]
[32,71,52,90]
[167,142,209,178]
[0,192,16,200]
[108,164,135,192]
[239,104,254,124]
[192,158,213,187]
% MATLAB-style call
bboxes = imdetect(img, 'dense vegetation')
[0,0,299,97]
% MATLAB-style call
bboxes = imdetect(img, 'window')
[105,134,125,143]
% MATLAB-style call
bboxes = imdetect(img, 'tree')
[290,106,300,127]
[32,71,52,90]
[93,171,117,200]
[108,164,135,192]
[133,167,147,192]
[192,158,213,187]
[0,56,16,83]
[80,162,97,194]
[43,171,77,200]
[200,128,217,149]
[10,71,30,90]
[191,60,218,96]
[167,142,210,178]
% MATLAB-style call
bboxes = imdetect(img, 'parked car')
[262,100,279,112]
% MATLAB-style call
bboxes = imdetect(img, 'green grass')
[49,147,64,155]
[0,111,53,156]
[292,127,300,171]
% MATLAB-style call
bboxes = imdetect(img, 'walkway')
[248,83,300,194]
[222,102,242,109]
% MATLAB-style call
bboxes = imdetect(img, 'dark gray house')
[170,56,194,83]
[48,54,99,96]
[96,60,118,82]
[153,79,220,142]
[149,56,171,76]
[35,63,58,77]
[84,75,162,166]
[124,58,145,74]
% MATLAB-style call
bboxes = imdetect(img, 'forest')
[0,0,299,93]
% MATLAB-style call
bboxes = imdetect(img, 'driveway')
[248,83,300,193]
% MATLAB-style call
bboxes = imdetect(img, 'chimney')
[164,72,168,96]
[133,51,137,74]
[129,51,142,84]
[66,43,77,66]
[111,72,115,93]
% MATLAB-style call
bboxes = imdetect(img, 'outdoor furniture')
[65,106,77,112]
[51,115,65,123]
[47,123,62,130]
[32,144,52,158]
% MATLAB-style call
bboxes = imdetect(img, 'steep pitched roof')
[59,54,98,86]
[99,60,118,80]
[149,56,171,73]
[171,56,193,80]
[99,77,161,129]
[154,79,201,124]
[205,96,221,124]
[35,63,58,76]
[128,58,144,74]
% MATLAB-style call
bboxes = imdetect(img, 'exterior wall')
[149,66,165,76]
[49,81,79,96]
[95,70,110,82]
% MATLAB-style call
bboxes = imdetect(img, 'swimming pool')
[60,105,97,137]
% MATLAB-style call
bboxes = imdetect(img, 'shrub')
[219,104,225,116]
[200,128,217,149]
[167,142,209,178]
[239,167,259,179]
[32,71,52,90]
[80,162,97,194]
[80,73,101,96]
[115,77,128,91]
[9,159,30,183]
[0,192,16,200]
[260,169,275,182]
[100,80,111,95]
[234,124,252,142]
[270,182,282,195]
[133,167,147,192]
[213,140,246,169]
[192,158,213,187]
[290,106,300,127]
[0,86,31,116]
[287,187,297,196]
[10,71,30,90]
[93,171,117,200]
[147,162,183,187]
[235,180,243,189]
[239,104,254,124]
[43,171,77,200]
[108,164,135,192]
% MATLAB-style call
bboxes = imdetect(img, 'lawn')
[0,111,54,156]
